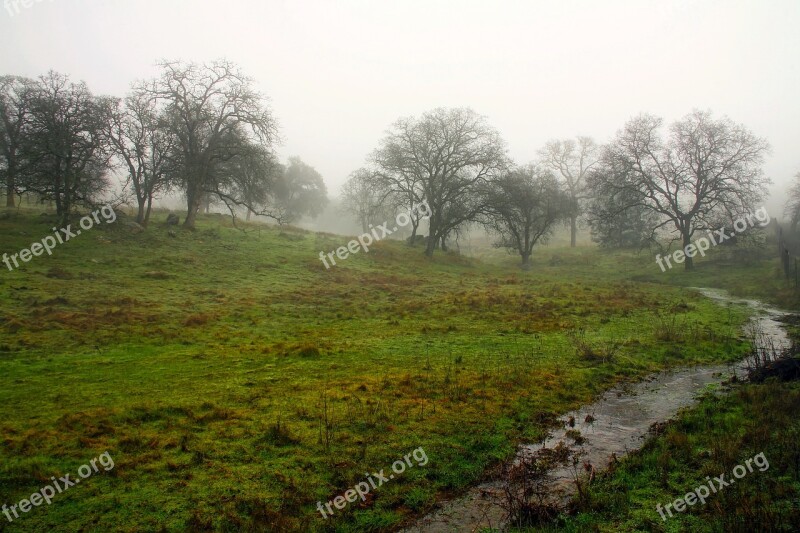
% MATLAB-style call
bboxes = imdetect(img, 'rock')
[122,220,144,234]
[166,213,180,226]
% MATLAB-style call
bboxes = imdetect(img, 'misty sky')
[2,0,798,214]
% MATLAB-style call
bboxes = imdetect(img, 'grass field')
[550,379,800,533]
[0,209,785,531]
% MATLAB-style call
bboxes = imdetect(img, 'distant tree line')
[340,107,770,270]
[2,63,771,269]
[0,61,328,228]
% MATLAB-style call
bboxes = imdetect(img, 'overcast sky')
[2,0,798,213]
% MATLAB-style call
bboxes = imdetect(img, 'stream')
[402,288,792,532]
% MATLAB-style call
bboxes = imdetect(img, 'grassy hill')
[0,209,776,531]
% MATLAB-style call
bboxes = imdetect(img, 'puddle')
[402,288,792,532]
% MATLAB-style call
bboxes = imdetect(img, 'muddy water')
[402,288,791,532]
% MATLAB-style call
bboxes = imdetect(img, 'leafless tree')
[240,154,277,222]
[586,157,660,248]
[482,164,570,268]
[597,110,770,270]
[340,168,395,233]
[140,60,278,228]
[0,76,36,208]
[373,107,507,257]
[107,90,175,226]
[213,143,282,223]
[216,153,326,226]
[272,156,328,222]
[369,141,428,245]
[785,172,800,231]
[23,72,113,225]
[538,136,598,247]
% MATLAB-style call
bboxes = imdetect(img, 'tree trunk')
[570,216,577,247]
[441,235,448,252]
[683,232,693,271]
[408,219,419,246]
[54,173,64,220]
[425,215,440,257]
[246,208,252,222]
[60,196,71,227]
[55,194,63,220]
[58,175,71,227]
[5,179,14,207]
[521,252,532,270]
[184,187,201,228]
[424,235,436,257]
[5,155,17,208]
[144,196,153,227]
[136,198,146,225]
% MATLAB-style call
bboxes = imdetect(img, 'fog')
[4,3,800,530]
[1,0,799,217]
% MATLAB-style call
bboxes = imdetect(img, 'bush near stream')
[548,379,800,532]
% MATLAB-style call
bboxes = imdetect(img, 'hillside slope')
[0,210,753,531]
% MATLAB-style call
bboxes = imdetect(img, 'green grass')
[0,209,768,531]
[549,379,800,532]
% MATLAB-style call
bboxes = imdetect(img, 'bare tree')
[214,153,327,226]
[482,164,569,268]
[369,140,428,245]
[141,60,278,228]
[239,149,282,222]
[23,72,113,225]
[586,158,660,249]
[107,90,174,226]
[273,157,328,222]
[538,136,598,247]
[369,165,427,245]
[785,172,800,231]
[598,110,770,270]
[373,107,507,257]
[213,143,284,223]
[0,76,35,208]
[340,168,397,233]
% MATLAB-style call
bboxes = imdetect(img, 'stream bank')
[402,288,791,532]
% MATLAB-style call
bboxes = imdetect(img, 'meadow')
[551,379,800,533]
[0,209,784,531]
